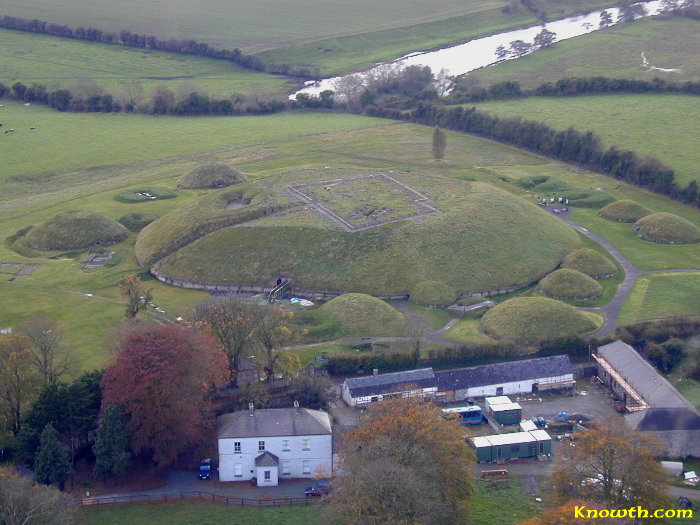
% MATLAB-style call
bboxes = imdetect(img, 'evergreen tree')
[34,423,72,490]
[432,126,447,159]
[93,404,131,481]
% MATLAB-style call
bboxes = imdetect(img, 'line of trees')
[0,15,264,71]
[449,76,700,103]
[364,102,699,208]
[0,80,293,116]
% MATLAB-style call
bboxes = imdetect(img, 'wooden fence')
[79,490,316,507]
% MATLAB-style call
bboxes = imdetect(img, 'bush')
[410,281,457,307]
[561,248,616,278]
[633,213,700,244]
[24,210,128,250]
[598,200,651,222]
[115,188,177,203]
[178,163,246,189]
[539,269,602,299]
[118,213,160,232]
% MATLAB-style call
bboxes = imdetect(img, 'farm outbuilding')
[595,340,700,458]
[434,355,575,402]
[489,403,522,426]
[471,430,552,463]
[341,368,437,407]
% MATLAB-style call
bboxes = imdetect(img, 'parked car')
[198,459,212,480]
[305,479,332,497]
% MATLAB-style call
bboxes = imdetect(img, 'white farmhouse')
[217,403,332,486]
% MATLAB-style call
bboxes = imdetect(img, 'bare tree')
[117,274,152,319]
[404,320,426,365]
[0,467,77,525]
[434,68,454,97]
[20,315,73,383]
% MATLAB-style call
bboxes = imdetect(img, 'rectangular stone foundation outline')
[287,173,437,232]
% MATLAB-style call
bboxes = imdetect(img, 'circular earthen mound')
[320,293,405,337]
[598,200,651,222]
[480,297,600,341]
[561,248,616,278]
[410,280,457,307]
[633,213,700,244]
[25,210,128,250]
[178,163,247,189]
[539,269,602,299]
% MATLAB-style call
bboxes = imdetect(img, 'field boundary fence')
[79,491,316,507]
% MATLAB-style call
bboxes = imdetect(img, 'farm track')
[544,208,700,337]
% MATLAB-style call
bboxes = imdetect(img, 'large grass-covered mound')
[480,297,600,341]
[24,210,128,250]
[178,163,247,189]
[561,248,616,278]
[150,174,581,295]
[598,200,651,222]
[320,293,405,337]
[538,269,602,299]
[633,213,700,244]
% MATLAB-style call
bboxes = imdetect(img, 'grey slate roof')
[597,341,694,410]
[434,355,573,391]
[255,451,280,467]
[344,368,436,398]
[218,408,332,439]
[625,407,700,431]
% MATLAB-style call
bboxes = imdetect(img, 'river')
[292,0,666,99]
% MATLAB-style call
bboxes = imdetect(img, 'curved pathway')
[543,208,700,337]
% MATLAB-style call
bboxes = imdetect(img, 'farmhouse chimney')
[294,400,300,415]
[373,369,379,376]
[248,403,254,416]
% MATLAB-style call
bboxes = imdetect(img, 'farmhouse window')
[234,441,241,453]
[302,437,310,451]
[282,439,290,451]
[282,461,291,476]
[234,464,242,477]
[303,460,311,475]
[264,470,271,481]
[258,440,265,452]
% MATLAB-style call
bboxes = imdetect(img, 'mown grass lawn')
[618,273,700,326]
[81,500,319,525]
[471,94,700,186]
[470,478,537,525]
[444,318,494,344]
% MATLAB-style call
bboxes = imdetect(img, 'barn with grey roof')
[341,368,437,406]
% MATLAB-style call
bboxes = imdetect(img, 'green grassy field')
[2,95,699,370]
[0,0,613,76]
[471,94,700,186]
[0,28,292,98]
[472,17,700,90]
[618,273,700,326]
[444,318,494,344]
[81,501,319,525]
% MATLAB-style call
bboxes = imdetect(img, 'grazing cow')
[24,103,31,107]
[29,127,36,131]
[0,104,4,108]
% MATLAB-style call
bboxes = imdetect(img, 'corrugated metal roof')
[218,408,332,439]
[529,429,552,442]
[597,341,694,410]
[435,356,573,391]
[344,368,436,398]
[472,430,551,448]
[519,420,538,432]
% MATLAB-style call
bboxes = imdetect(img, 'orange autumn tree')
[101,325,226,467]
[551,416,666,509]
[520,500,625,525]
[324,397,474,525]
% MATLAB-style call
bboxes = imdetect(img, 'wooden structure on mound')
[268,277,292,303]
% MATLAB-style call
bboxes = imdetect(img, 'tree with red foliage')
[101,325,226,467]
